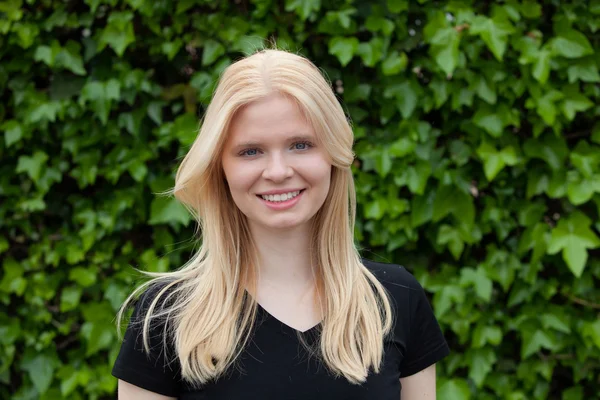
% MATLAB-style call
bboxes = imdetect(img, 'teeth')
[260,190,301,202]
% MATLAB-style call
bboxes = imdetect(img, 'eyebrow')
[231,134,317,151]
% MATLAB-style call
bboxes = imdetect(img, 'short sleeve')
[399,278,450,378]
[112,286,182,396]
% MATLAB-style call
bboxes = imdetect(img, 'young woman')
[112,49,449,399]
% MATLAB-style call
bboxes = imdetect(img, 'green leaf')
[162,39,183,61]
[284,0,321,20]
[58,366,80,396]
[172,113,199,146]
[472,324,502,348]
[551,30,594,59]
[99,12,135,56]
[438,379,471,400]
[16,151,49,183]
[381,51,408,76]
[581,320,600,350]
[473,76,496,104]
[547,211,600,277]
[432,29,461,76]
[521,329,558,358]
[232,34,264,55]
[328,36,359,66]
[34,41,61,67]
[469,15,515,61]
[460,267,493,301]
[406,161,431,195]
[60,286,83,312]
[562,386,584,400]
[374,148,392,177]
[147,102,163,125]
[532,49,551,84]
[55,40,86,75]
[202,39,225,66]
[540,313,571,334]
[432,185,475,227]
[523,134,568,171]
[365,198,388,220]
[476,142,519,181]
[526,169,548,198]
[83,322,115,356]
[567,58,600,83]
[387,0,408,13]
[430,79,449,108]
[69,267,97,287]
[357,38,384,67]
[433,285,465,318]
[105,79,121,100]
[21,352,56,394]
[127,160,148,182]
[389,137,416,158]
[520,0,542,18]
[560,91,593,121]
[546,170,567,198]
[13,22,39,49]
[394,81,421,119]
[473,108,503,137]
[566,174,600,205]
[437,225,464,259]
[365,16,395,36]
[1,258,27,295]
[0,0,23,20]
[410,191,434,227]
[149,196,192,227]
[468,348,497,388]
[1,120,23,147]
[570,141,600,178]
[27,101,62,124]
[518,222,550,264]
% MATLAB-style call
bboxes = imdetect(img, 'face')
[221,93,332,232]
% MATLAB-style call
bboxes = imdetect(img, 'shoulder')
[361,258,423,294]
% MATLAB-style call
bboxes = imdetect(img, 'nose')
[262,152,293,182]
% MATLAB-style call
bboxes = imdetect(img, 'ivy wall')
[1,0,599,399]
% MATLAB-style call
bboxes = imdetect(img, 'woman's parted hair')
[117,48,393,385]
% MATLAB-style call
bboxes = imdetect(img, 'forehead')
[225,94,315,146]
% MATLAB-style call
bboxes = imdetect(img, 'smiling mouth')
[256,189,305,203]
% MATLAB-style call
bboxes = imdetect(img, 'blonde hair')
[117,48,393,385]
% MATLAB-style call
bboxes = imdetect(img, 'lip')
[256,188,305,196]
[257,189,305,211]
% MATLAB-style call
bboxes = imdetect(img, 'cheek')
[223,161,259,192]
[306,156,332,188]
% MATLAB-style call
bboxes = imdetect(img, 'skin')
[118,93,438,398]
[221,93,332,332]
[400,364,437,399]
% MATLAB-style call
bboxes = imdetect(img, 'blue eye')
[239,148,259,157]
[293,141,313,150]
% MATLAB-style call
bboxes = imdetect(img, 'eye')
[293,141,313,151]
[239,148,260,157]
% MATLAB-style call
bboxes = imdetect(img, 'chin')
[257,216,310,231]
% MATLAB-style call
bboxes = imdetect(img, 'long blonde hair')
[117,48,392,385]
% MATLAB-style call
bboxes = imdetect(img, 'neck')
[249,222,315,285]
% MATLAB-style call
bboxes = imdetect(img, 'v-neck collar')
[256,302,322,334]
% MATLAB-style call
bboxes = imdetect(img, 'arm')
[399,363,437,399]
[118,379,177,400]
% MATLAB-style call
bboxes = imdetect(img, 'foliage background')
[1,0,600,399]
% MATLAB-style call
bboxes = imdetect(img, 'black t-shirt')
[112,259,450,399]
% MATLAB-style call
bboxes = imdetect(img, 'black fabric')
[112,259,450,399]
